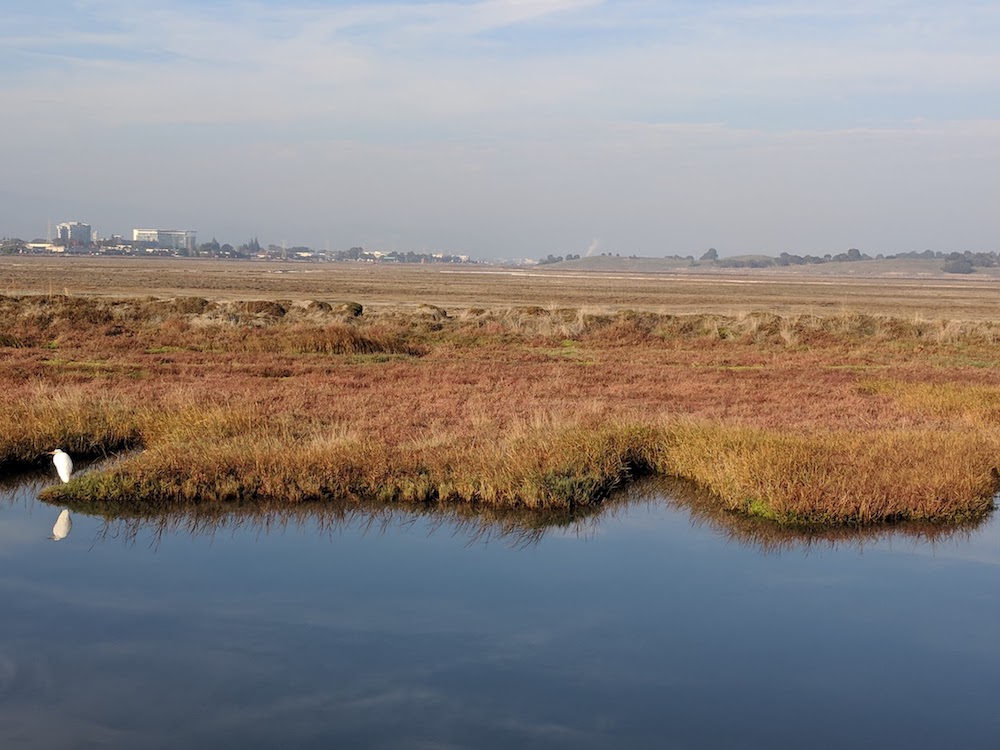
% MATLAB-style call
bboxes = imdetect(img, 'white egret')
[49,449,73,483]
[51,509,72,541]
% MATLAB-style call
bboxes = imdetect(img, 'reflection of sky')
[1,481,997,749]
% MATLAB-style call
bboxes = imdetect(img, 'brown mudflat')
[4,255,1000,319]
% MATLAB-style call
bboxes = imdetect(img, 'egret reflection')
[51,508,72,541]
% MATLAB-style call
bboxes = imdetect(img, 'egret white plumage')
[49,449,73,483]
[51,509,72,541]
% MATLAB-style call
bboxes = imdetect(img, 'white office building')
[133,229,197,251]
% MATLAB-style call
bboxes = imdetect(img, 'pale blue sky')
[2,0,998,257]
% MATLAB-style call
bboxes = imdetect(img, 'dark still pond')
[1,473,997,750]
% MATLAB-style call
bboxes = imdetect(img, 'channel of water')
[1,470,997,749]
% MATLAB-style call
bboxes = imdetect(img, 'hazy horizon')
[2,1,998,259]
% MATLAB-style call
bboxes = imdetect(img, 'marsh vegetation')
[2,282,999,527]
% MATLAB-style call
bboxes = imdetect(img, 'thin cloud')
[1,1,999,254]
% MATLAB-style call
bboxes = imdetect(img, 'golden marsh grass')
[0,285,997,526]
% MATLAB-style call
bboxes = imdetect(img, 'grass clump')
[42,419,664,511]
[0,386,142,465]
[278,324,424,356]
[862,380,1000,426]
[334,301,364,317]
[662,423,999,525]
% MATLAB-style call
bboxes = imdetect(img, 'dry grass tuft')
[0,384,142,465]
[662,422,998,524]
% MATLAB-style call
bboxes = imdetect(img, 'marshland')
[2,257,1000,526]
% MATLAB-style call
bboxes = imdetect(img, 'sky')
[1,0,998,259]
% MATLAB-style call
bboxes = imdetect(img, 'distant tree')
[943,258,974,274]
[700,248,718,261]
[846,247,862,261]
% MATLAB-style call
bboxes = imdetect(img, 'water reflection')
[1,464,997,749]
[50,509,72,541]
[84,498,610,550]
[7,465,991,553]
[654,477,994,554]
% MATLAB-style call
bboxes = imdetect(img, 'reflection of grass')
[41,474,617,550]
[651,478,991,555]
[35,474,991,553]
[2,293,1000,527]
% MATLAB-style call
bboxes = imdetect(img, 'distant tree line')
[0,238,26,255]
[343,248,470,264]
[538,253,581,265]
[533,246,1000,275]
[538,252,657,263]
[711,248,999,275]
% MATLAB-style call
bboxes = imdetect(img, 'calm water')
[1,472,998,750]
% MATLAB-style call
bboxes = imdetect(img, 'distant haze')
[2,1,999,258]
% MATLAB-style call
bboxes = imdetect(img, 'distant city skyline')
[2,1,999,259]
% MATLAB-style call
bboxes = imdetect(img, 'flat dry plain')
[4,255,1000,527]
[4,255,1000,319]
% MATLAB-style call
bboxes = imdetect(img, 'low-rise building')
[26,242,62,253]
